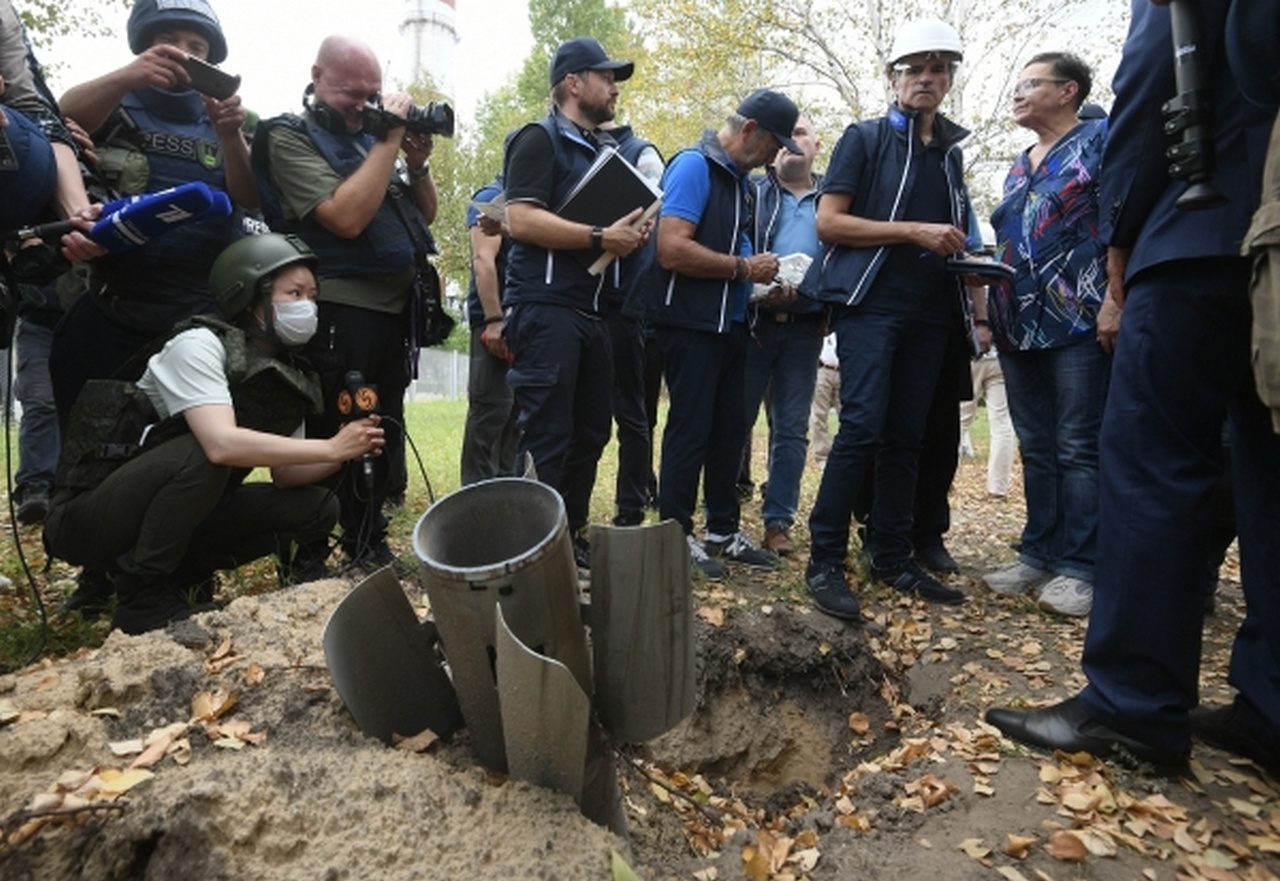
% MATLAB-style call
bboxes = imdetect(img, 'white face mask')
[272,299,318,346]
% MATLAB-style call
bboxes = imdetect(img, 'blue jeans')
[743,315,823,530]
[15,316,60,488]
[808,309,949,570]
[1000,338,1109,580]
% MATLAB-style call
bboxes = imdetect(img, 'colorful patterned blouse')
[989,118,1108,351]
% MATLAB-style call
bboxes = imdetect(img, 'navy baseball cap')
[550,37,634,86]
[737,89,802,155]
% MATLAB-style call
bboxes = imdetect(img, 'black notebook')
[556,147,662,272]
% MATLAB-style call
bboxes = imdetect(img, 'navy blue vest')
[251,113,420,279]
[92,88,243,330]
[606,126,661,319]
[649,131,750,334]
[502,110,607,312]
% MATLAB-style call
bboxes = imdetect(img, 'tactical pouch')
[54,379,171,492]
[1244,114,1280,433]
[94,144,150,196]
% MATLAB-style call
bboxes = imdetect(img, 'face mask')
[272,299,318,346]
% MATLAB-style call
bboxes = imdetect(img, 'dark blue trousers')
[808,308,949,570]
[1080,258,1280,751]
[505,302,613,534]
[606,310,651,525]
[657,323,748,536]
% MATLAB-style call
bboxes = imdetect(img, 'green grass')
[1,397,999,671]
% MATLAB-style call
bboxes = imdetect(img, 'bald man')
[252,35,438,571]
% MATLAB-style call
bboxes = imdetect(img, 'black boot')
[59,569,116,618]
[111,571,205,636]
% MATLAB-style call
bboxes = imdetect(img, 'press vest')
[251,113,421,279]
[97,88,242,279]
[502,110,608,312]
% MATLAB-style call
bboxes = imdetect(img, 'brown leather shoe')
[763,525,794,556]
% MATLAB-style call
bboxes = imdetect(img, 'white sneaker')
[982,561,1051,596]
[1037,575,1093,617]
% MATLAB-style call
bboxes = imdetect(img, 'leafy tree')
[18,0,127,54]
[626,0,1130,208]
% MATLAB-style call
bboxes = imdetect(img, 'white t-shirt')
[135,327,305,438]
[136,327,232,419]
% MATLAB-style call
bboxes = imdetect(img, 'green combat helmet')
[208,232,318,320]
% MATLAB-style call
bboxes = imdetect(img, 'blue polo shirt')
[661,150,754,322]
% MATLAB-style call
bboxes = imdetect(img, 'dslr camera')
[361,100,455,140]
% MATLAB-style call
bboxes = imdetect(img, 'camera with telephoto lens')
[360,100,455,140]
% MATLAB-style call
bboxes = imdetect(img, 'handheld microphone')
[338,370,379,497]
[4,182,233,249]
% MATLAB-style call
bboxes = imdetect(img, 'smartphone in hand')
[179,55,241,100]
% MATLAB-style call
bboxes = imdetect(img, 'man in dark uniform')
[501,37,646,562]
[801,19,982,618]
[986,0,1280,778]
[649,89,802,580]
[253,34,437,569]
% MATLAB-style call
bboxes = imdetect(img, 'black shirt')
[861,138,956,324]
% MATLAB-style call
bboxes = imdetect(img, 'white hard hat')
[888,19,964,67]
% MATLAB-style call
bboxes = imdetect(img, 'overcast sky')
[40,0,534,129]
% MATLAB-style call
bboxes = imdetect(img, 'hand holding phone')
[179,55,240,100]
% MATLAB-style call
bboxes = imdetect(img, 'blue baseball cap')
[550,37,634,87]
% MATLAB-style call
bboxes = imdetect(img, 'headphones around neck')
[302,83,347,134]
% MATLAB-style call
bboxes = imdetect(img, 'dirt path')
[2,456,1277,880]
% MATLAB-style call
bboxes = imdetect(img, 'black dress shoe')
[1190,700,1280,779]
[986,697,1188,774]
[911,540,962,573]
[915,542,960,574]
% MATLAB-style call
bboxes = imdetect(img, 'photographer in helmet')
[43,233,385,635]
[251,35,438,571]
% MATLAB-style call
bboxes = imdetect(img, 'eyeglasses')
[1013,77,1069,98]
[892,61,955,78]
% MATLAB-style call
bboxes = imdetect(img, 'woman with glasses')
[981,52,1110,618]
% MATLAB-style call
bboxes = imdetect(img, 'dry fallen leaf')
[848,713,871,735]
[996,867,1031,881]
[108,739,144,757]
[1044,830,1088,862]
[210,636,234,661]
[696,606,725,627]
[244,663,266,686]
[191,688,239,722]
[959,838,992,859]
[392,728,440,752]
[1003,834,1038,860]
[99,768,154,795]
[741,844,770,881]
[790,848,820,872]
[130,734,174,770]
